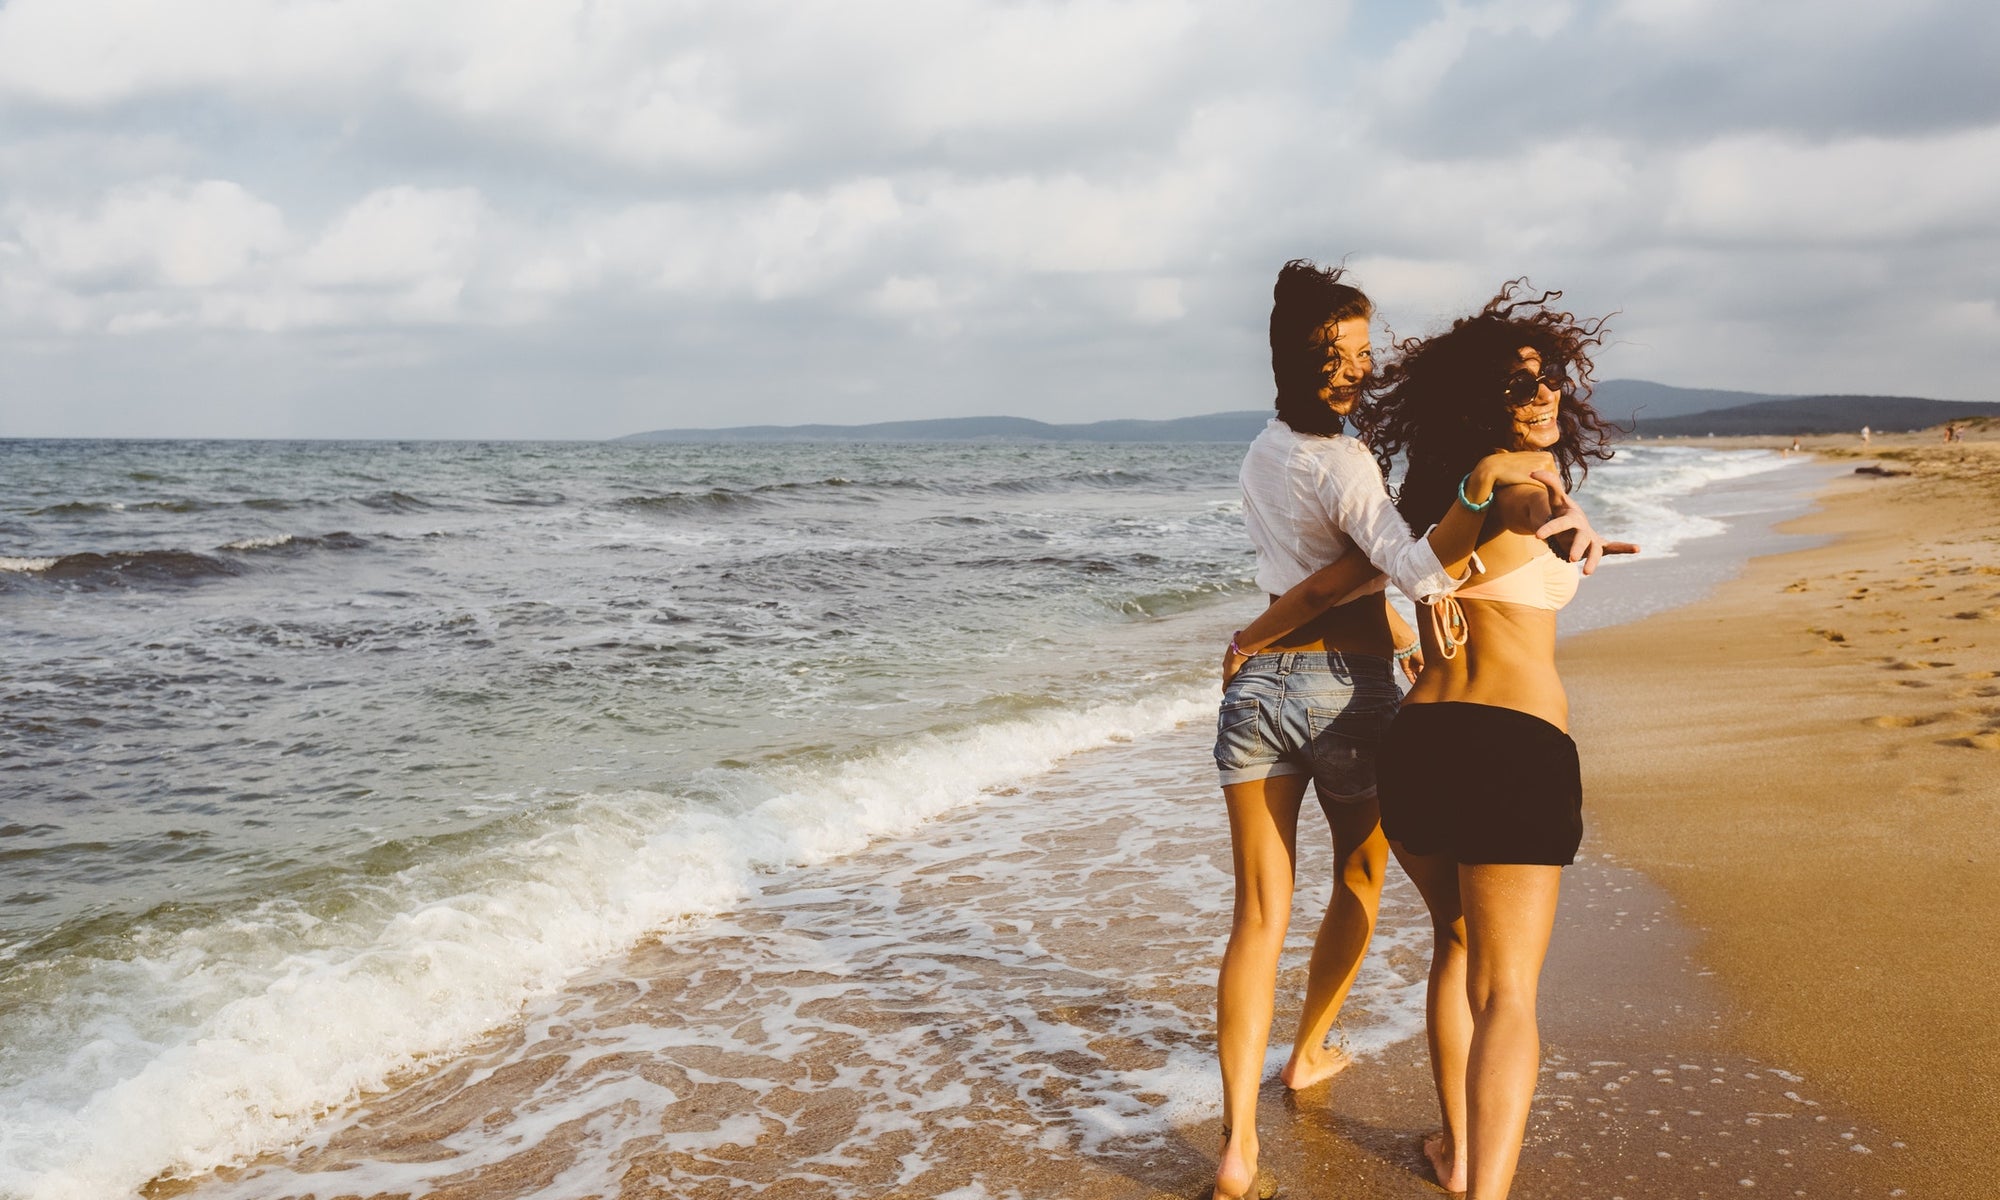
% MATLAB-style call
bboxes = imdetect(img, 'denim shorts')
[1214,650,1402,804]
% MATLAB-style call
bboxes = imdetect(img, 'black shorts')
[1377,702,1583,866]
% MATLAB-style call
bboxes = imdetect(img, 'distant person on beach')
[1227,280,1628,1198]
[1861,424,1872,446]
[1207,261,1619,1200]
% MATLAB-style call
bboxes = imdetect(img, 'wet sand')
[1562,428,2000,1199]
[161,743,1906,1198]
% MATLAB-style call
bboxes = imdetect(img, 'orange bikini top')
[1428,543,1581,660]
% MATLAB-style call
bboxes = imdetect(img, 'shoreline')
[158,732,1901,1200]
[143,447,1947,1199]
[1562,430,2000,1197]
[1559,452,1840,637]
[109,442,1968,1200]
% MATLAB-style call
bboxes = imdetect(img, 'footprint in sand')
[1940,731,2000,750]
[1882,660,1956,671]
[1960,670,1998,680]
[1864,714,1943,729]
[1952,609,2000,621]
[1808,628,1848,644]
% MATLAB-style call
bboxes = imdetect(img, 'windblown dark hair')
[1354,280,1618,527]
[1269,258,1373,437]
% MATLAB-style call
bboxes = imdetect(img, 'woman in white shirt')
[1209,261,1609,1200]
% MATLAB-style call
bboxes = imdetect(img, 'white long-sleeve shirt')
[1239,418,1458,604]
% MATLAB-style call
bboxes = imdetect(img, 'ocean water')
[0,436,1804,1198]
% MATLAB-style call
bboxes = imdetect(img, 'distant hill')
[1632,395,2000,437]
[1589,380,1799,425]
[618,411,1274,443]
[619,383,1992,443]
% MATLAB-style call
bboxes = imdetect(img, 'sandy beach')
[1564,424,2000,1199]
[136,430,2000,1200]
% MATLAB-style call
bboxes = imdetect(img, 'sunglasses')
[1502,363,1567,405]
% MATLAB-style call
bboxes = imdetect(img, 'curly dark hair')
[1269,258,1373,437]
[1354,280,1619,527]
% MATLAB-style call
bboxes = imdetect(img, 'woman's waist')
[1402,668,1568,733]
[1261,592,1393,654]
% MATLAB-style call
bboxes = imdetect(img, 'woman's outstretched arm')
[1497,481,1641,562]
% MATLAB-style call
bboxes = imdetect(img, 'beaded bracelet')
[1393,643,1420,661]
[1457,472,1493,512]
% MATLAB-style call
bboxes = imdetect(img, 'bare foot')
[1279,1042,1353,1090]
[1424,1130,1467,1194]
[1213,1125,1260,1200]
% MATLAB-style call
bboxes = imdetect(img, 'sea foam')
[1585,445,1801,558]
[0,686,1211,1200]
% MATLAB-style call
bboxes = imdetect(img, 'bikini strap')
[1428,551,1484,661]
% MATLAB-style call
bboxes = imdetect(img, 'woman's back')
[1404,529,1577,730]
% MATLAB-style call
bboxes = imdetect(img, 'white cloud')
[871,0,1205,132]
[868,275,944,317]
[742,180,905,299]
[0,0,1242,175]
[0,0,401,105]
[14,178,286,289]
[1372,0,1576,108]
[299,187,485,288]
[926,167,1224,274]
[0,0,1995,436]
[1132,276,1186,323]
[1664,126,2000,243]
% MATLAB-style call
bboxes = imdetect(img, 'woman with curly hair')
[1225,280,1625,1198]
[1211,267,1621,1200]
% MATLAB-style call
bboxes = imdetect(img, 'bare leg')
[1281,793,1387,1089]
[1392,842,1469,1194]
[1213,773,1310,1200]
[1460,863,1562,1200]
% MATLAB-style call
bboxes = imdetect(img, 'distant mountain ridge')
[618,381,1993,442]
[1589,380,1799,424]
[617,411,1275,443]
[1630,395,2000,437]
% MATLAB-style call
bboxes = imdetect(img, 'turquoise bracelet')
[1457,473,1493,512]
[1393,644,1420,661]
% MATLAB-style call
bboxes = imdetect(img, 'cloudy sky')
[2,0,1995,439]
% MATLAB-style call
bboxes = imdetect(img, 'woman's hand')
[1386,601,1423,684]
[1528,469,1641,574]
[1464,449,1559,504]
[1222,640,1250,689]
